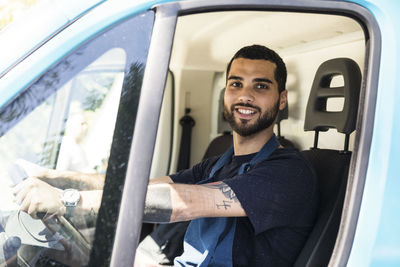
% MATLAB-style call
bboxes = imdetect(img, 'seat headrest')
[218,88,232,134]
[276,102,288,123]
[304,58,361,134]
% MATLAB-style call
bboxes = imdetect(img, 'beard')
[224,99,280,137]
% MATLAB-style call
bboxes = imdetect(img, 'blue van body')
[0,0,171,107]
[0,0,399,266]
[348,1,400,267]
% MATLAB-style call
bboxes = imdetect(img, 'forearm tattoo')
[143,185,172,223]
[202,182,239,203]
[216,200,233,210]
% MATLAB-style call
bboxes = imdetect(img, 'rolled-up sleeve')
[169,157,219,184]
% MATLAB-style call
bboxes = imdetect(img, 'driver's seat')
[294,58,361,267]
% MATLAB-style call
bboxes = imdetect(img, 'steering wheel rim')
[6,210,91,266]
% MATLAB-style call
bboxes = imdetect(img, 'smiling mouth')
[234,107,259,121]
[232,103,260,117]
[236,108,256,115]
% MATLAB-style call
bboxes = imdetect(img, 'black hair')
[226,44,287,93]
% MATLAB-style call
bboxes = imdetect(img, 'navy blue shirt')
[171,148,319,266]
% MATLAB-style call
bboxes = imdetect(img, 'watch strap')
[65,206,75,218]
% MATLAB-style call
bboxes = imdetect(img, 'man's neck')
[233,127,275,156]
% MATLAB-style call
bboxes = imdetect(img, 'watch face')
[65,190,77,199]
[62,189,80,206]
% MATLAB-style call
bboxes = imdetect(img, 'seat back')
[203,133,233,159]
[295,149,350,266]
[275,103,296,148]
[294,58,361,267]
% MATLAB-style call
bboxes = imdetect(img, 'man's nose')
[238,86,254,103]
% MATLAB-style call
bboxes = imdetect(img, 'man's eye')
[230,82,242,88]
[256,83,268,89]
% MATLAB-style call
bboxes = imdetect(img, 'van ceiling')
[170,11,364,71]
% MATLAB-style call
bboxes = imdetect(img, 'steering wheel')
[5,210,91,266]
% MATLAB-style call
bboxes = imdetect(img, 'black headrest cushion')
[276,102,288,123]
[304,58,361,134]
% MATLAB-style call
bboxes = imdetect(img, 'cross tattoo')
[216,200,232,210]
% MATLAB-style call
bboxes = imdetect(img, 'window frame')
[108,5,179,267]
[110,1,381,266]
[0,9,155,267]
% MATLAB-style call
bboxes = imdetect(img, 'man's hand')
[12,177,65,219]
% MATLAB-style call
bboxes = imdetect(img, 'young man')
[13,45,318,266]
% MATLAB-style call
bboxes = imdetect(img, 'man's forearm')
[142,183,199,223]
[142,181,246,224]
[141,182,216,223]
[143,184,173,223]
[78,190,103,213]
[40,170,105,190]
[61,190,102,224]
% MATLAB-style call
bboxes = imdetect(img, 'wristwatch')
[61,189,80,217]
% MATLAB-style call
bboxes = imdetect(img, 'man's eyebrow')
[227,75,243,81]
[253,78,273,84]
[227,76,274,84]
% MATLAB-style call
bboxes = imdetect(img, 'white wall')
[168,69,216,171]
[167,40,365,171]
[164,11,366,172]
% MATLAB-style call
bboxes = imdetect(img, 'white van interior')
[147,10,365,266]
[151,10,365,177]
[0,7,367,267]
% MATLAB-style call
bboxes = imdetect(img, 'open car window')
[0,48,125,175]
[0,10,154,266]
[139,3,375,266]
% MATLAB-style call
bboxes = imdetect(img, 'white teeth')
[238,109,255,115]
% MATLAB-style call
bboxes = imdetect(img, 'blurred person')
[56,103,94,173]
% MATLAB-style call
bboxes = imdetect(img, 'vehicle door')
[111,1,380,267]
[0,8,159,266]
[0,1,383,267]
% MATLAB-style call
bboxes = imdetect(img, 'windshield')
[0,10,154,266]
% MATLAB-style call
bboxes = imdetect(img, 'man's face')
[224,58,286,137]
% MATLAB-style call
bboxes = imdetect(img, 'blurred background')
[0,0,42,31]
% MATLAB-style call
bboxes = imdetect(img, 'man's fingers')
[11,176,64,219]
[19,192,32,213]
[27,201,40,219]
[11,178,27,195]
[42,212,57,221]
[13,180,32,205]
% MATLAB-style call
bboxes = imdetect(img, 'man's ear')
[279,90,288,111]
